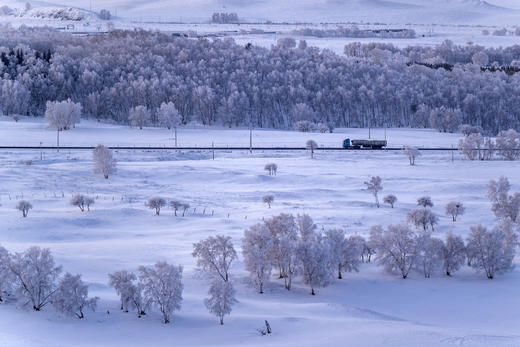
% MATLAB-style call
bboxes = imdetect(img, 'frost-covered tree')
[429,106,461,133]
[0,79,29,116]
[158,102,181,146]
[441,232,466,276]
[403,146,421,166]
[139,262,183,324]
[407,208,438,231]
[324,229,362,279]
[93,145,116,179]
[70,194,95,212]
[495,129,520,161]
[459,124,483,136]
[242,223,273,294]
[16,200,32,218]
[370,224,418,279]
[383,194,397,208]
[146,197,166,215]
[169,200,182,216]
[108,270,135,312]
[445,201,465,222]
[9,247,62,311]
[472,51,489,66]
[45,99,82,148]
[292,103,316,124]
[264,163,278,176]
[297,236,332,295]
[364,176,383,208]
[129,105,151,130]
[181,203,190,217]
[296,214,317,242]
[99,9,111,20]
[262,194,274,208]
[417,196,434,208]
[466,223,518,279]
[108,270,146,316]
[158,102,181,129]
[264,214,299,290]
[204,279,237,325]
[294,120,318,132]
[84,196,94,211]
[415,234,444,278]
[487,176,520,222]
[0,246,12,302]
[349,234,371,263]
[459,133,493,161]
[277,37,297,49]
[306,140,318,159]
[192,236,237,282]
[52,273,98,319]
[324,228,347,279]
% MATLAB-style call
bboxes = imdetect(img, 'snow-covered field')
[0,119,519,346]
[0,117,462,148]
[2,0,520,24]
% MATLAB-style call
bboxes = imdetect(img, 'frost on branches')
[138,262,183,324]
[93,145,116,179]
[204,280,237,325]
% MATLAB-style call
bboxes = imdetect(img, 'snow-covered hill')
[0,0,519,24]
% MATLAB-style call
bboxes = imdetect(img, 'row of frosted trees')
[1,176,517,325]
[1,28,520,133]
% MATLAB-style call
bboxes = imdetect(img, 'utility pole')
[56,130,60,152]
[212,142,215,160]
[249,127,253,154]
[174,126,178,148]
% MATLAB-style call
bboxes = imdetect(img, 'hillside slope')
[1,0,518,24]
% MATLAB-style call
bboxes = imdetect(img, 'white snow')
[1,0,518,24]
[0,119,518,346]
[0,117,462,148]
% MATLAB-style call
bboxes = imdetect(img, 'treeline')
[290,26,416,39]
[1,27,520,133]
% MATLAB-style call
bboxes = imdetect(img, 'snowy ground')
[0,117,462,148]
[2,0,520,24]
[0,119,519,346]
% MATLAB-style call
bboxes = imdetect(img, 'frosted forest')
[1,27,520,133]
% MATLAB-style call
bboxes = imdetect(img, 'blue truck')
[343,138,387,149]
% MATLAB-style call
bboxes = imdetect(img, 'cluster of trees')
[0,246,98,318]
[211,12,239,24]
[1,28,520,134]
[242,213,363,295]
[344,40,520,66]
[109,262,184,324]
[367,177,519,279]
[70,194,95,212]
[290,26,416,39]
[146,197,190,216]
[369,221,517,279]
[98,9,111,20]
[264,163,278,176]
[459,128,520,161]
